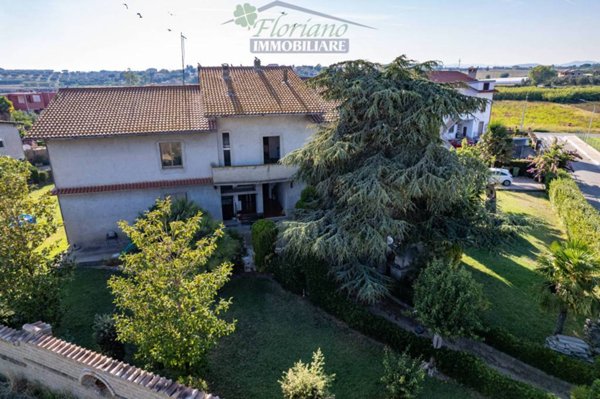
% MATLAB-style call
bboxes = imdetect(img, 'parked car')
[489,168,513,186]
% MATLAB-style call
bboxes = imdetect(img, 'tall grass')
[496,86,600,103]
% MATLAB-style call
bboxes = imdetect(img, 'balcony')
[212,163,297,184]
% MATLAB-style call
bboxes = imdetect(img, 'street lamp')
[579,99,597,140]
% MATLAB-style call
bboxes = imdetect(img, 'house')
[5,92,56,113]
[29,61,329,248]
[0,121,25,159]
[429,67,496,143]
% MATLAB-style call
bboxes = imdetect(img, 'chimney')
[283,69,288,84]
[254,57,261,70]
[467,67,478,79]
[222,63,230,80]
[197,63,202,83]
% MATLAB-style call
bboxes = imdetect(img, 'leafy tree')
[413,259,488,339]
[537,240,600,335]
[0,156,71,326]
[529,65,557,85]
[279,348,335,399]
[282,56,492,302]
[381,347,425,399]
[479,122,513,166]
[529,138,581,182]
[11,110,37,137]
[122,68,142,86]
[109,199,235,375]
[0,96,14,120]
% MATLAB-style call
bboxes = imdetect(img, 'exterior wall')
[58,185,220,248]
[47,132,219,188]
[0,123,25,159]
[278,180,305,214]
[442,87,494,141]
[5,92,55,112]
[214,115,314,167]
[0,324,214,399]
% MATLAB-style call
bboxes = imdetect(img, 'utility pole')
[580,99,596,140]
[180,33,187,85]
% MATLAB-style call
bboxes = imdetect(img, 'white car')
[489,168,513,186]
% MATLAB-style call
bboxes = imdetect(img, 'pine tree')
[282,56,490,302]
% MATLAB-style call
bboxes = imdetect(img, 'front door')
[221,196,234,220]
[238,193,257,215]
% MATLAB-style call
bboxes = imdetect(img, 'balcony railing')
[212,163,297,184]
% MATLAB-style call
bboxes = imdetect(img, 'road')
[536,133,600,210]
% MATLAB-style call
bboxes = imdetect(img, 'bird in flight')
[137,12,143,18]
[167,28,172,32]
[122,3,128,9]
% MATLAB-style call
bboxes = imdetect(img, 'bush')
[381,347,424,399]
[251,219,278,272]
[92,314,125,360]
[413,259,488,339]
[295,186,319,209]
[548,172,600,254]
[276,255,553,399]
[571,380,600,399]
[279,348,335,399]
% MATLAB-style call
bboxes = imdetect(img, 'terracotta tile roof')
[52,177,213,195]
[0,323,217,399]
[199,66,325,116]
[29,86,215,139]
[428,71,478,84]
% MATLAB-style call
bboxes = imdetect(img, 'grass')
[462,191,584,343]
[57,271,475,398]
[491,100,600,133]
[580,135,600,152]
[29,184,68,257]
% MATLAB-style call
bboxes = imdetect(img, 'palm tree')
[537,239,600,335]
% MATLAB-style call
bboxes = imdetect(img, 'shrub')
[251,219,278,272]
[413,259,488,339]
[295,186,320,210]
[548,172,600,254]
[279,348,335,399]
[381,347,424,399]
[92,313,125,360]
[571,380,600,399]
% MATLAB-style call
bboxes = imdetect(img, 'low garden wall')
[0,321,217,399]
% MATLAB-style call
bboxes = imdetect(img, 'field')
[476,68,530,80]
[463,191,583,343]
[55,271,475,399]
[495,86,600,103]
[491,100,600,133]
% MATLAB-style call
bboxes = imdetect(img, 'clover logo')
[233,3,258,29]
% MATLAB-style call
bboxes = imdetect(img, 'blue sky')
[0,0,598,71]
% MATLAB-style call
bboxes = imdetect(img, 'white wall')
[215,115,315,167]
[59,185,221,247]
[47,132,219,188]
[0,124,24,159]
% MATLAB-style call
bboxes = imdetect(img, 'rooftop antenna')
[180,32,187,85]
[458,58,461,70]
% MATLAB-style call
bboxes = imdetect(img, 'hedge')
[548,171,600,254]
[272,256,553,399]
[495,86,600,103]
[251,219,278,272]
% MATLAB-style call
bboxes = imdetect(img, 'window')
[222,132,231,166]
[17,96,25,104]
[483,82,490,91]
[159,142,183,168]
[0,140,4,148]
[263,136,280,164]
[32,95,41,102]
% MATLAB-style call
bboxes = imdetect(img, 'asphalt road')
[537,133,600,210]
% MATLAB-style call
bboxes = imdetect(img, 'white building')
[0,121,25,159]
[429,68,496,143]
[30,63,328,248]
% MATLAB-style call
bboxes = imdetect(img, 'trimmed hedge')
[251,219,278,272]
[274,256,553,399]
[548,172,600,254]
[496,86,600,103]
[482,328,596,385]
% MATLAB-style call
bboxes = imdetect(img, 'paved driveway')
[497,176,544,191]
[536,133,600,210]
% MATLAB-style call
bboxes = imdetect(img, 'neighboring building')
[29,62,328,248]
[5,92,56,112]
[558,69,583,78]
[493,77,529,86]
[429,67,496,142]
[0,121,25,159]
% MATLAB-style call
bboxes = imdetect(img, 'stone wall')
[0,322,218,399]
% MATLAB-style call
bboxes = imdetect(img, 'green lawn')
[58,271,475,398]
[463,191,583,343]
[491,100,600,133]
[30,184,68,257]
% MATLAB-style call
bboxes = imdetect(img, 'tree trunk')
[554,309,568,335]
